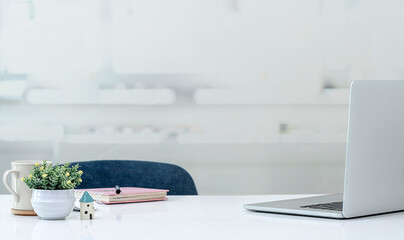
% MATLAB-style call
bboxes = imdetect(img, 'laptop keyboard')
[300,201,343,211]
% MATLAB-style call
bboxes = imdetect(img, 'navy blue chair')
[71,160,198,195]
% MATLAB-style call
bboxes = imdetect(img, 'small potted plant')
[22,161,83,220]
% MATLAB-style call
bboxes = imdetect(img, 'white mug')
[2,160,45,210]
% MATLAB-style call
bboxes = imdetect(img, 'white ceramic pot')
[31,189,75,220]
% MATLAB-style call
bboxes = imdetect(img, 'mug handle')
[2,170,20,202]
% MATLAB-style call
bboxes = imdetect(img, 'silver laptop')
[244,80,404,219]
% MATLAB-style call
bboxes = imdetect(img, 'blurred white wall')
[1,0,404,194]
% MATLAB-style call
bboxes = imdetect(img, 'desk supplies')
[74,187,168,204]
[115,185,121,194]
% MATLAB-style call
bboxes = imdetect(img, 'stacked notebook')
[74,187,169,204]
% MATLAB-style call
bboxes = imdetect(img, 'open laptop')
[244,80,404,219]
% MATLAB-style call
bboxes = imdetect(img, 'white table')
[1,194,404,240]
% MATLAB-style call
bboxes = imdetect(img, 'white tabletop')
[1,194,404,240]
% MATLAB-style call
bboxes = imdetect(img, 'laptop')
[244,80,404,219]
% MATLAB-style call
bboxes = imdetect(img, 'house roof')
[79,191,94,203]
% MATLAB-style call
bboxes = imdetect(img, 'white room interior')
[1,0,404,195]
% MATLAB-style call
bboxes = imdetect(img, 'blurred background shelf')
[194,88,349,105]
[25,89,176,105]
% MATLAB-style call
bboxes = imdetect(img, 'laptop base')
[244,194,345,219]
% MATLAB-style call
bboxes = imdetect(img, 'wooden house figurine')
[80,191,95,220]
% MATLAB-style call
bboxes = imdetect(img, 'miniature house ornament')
[80,191,95,220]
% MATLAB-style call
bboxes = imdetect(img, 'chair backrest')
[71,160,198,195]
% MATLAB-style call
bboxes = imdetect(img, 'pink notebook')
[74,187,169,204]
